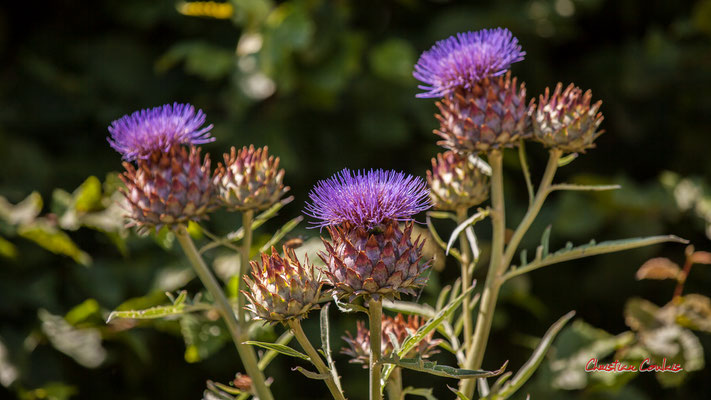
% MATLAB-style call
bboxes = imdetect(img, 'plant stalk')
[238,210,254,323]
[369,297,383,400]
[673,255,694,299]
[456,207,473,351]
[175,226,274,400]
[288,319,347,400]
[460,150,505,397]
[385,367,403,400]
[501,149,561,269]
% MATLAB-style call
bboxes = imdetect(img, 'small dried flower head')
[435,71,532,154]
[232,374,252,392]
[427,151,489,210]
[414,28,525,98]
[305,169,430,230]
[532,83,604,153]
[243,246,323,322]
[119,146,213,233]
[108,102,214,161]
[341,313,441,367]
[214,145,289,211]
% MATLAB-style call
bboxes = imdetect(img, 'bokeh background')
[1,0,710,399]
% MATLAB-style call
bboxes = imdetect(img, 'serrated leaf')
[106,303,209,322]
[291,366,330,380]
[446,209,489,255]
[18,220,91,266]
[243,341,310,361]
[257,330,295,370]
[636,257,681,280]
[381,285,475,388]
[380,354,507,379]
[504,235,688,281]
[319,304,343,391]
[487,311,575,399]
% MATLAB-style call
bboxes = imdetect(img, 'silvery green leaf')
[403,387,438,400]
[504,235,688,281]
[549,183,621,192]
[446,209,490,255]
[243,341,310,361]
[487,311,575,399]
[380,354,507,379]
[380,285,475,389]
[382,300,435,319]
[291,366,330,380]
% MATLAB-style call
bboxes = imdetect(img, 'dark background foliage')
[1,0,710,399]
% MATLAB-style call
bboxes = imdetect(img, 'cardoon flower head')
[414,28,525,98]
[213,145,289,212]
[305,169,430,230]
[306,169,432,301]
[532,83,604,153]
[108,102,214,161]
[428,151,489,210]
[341,313,441,367]
[243,246,323,323]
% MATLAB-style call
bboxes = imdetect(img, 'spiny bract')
[532,83,604,153]
[320,220,430,301]
[119,146,213,234]
[243,246,323,322]
[427,151,489,210]
[213,145,289,212]
[435,71,531,154]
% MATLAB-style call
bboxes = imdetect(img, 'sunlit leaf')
[243,341,310,361]
[39,309,107,368]
[18,221,91,266]
[636,257,681,280]
[380,354,507,379]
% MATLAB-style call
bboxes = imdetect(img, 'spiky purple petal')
[414,28,525,98]
[305,169,431,229]
[108,102,215,161]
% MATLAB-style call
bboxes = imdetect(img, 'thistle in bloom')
[213,145,289,211]
[435,71,532,154]
[243,246,323,322]
[108,103,216,232]
[428,151,489,211]
[305,169,432,301]
[414,28,525,98]
[119,146,213,233]
[108,102,214,161]
[341,314,441,367]
[532,83,604,153]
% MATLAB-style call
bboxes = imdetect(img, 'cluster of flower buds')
[107,103,288,233]
[341,313,441,366]
[414,27,604,157]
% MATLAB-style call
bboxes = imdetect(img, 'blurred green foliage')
[1,0,710,399]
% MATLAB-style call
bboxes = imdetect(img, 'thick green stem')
[460,150,505,397]
[288,320,347,400]
[369,298,383,400]
[175,226,274,400]
[501,150,561,270]
[238,210,254,323]
[456,207,473,352]
[385,367,402,400]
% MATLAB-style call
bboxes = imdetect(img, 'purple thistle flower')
[108,102,215,161]
[413,28,525,98]
[305,169,431,229]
